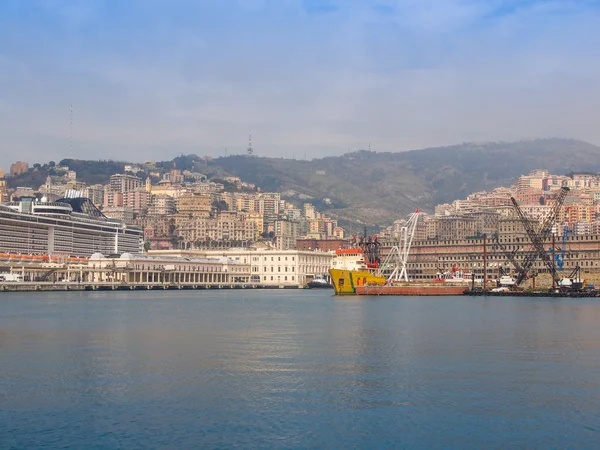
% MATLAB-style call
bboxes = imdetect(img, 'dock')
[464,289,600,298]
[0,281,305,292]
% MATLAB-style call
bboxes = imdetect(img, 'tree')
[211,200,229,212]
[143,239,152,252]
[48,161,56,167]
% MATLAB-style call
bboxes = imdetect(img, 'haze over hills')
[7,138,600,229]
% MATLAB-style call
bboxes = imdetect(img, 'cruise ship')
[0,196,143,257]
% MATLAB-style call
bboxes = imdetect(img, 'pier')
[0,281,304,292]
[464,289,600,298]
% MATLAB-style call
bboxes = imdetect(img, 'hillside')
[7,138,600,229]
[205,138,600,226]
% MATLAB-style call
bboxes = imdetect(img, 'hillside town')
[1,160,345,252]
[4,160,600,289]
[379,170,599,241]
[3,162,600,249]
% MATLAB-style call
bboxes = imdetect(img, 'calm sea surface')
[1,290,600,449]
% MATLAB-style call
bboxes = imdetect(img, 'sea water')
[1,290,599,448]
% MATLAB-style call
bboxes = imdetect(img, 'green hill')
[205,138,600,226]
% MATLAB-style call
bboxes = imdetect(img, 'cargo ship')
[329,220,471,296]
[329,233,387,294]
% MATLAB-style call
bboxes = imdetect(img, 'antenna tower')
[247,131,253,156]
[69,104,73,154]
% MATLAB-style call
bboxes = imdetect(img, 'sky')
[1,0,600,168]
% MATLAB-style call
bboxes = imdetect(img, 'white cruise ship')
[0,196,143,257]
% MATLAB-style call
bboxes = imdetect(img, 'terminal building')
[148,248,334,288]
[0,197,143,257]
[87,252,251,285]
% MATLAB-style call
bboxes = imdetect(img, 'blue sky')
[1,0,600,167]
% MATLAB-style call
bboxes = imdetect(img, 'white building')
[148,248,334,287]
[87,252,251,285]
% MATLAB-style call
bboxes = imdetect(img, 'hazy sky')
[1,0,600,169]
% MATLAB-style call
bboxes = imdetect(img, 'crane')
[511,186,569,286]
[380,210,420,282]
[493,240,525,286]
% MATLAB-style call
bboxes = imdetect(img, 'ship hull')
[329,268,469,296]
[329,268,387,295]
[307,281,333,289]
[354,284,468,296]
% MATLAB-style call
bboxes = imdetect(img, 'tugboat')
[307,275,333,289]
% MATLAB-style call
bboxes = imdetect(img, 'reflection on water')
[1,291,600,448]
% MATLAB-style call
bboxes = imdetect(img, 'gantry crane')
[380,210,421,282]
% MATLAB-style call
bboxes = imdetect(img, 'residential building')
[124,189,151,213]
[103,206,135,224]
[176,192,212,217]
[148,194,177,216]
[110,173,143,193]
[275,219,299,250]
[84,184,105,207]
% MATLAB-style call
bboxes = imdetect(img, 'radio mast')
[247,131,253,156]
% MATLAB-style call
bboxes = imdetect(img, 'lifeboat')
[32,255,46,264]
[8,254,19,264]
[20,255,33,265]
[68,257,86,265]
[0,253,9,262]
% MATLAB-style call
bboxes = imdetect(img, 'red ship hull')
[354,284,467,296]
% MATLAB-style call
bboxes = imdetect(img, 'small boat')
[307,275,333,289]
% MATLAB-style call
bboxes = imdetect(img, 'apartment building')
[110,173,143,193]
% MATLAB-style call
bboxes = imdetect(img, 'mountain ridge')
[6,138,600,229]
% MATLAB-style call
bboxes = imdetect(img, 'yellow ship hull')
[329,268,387,295]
